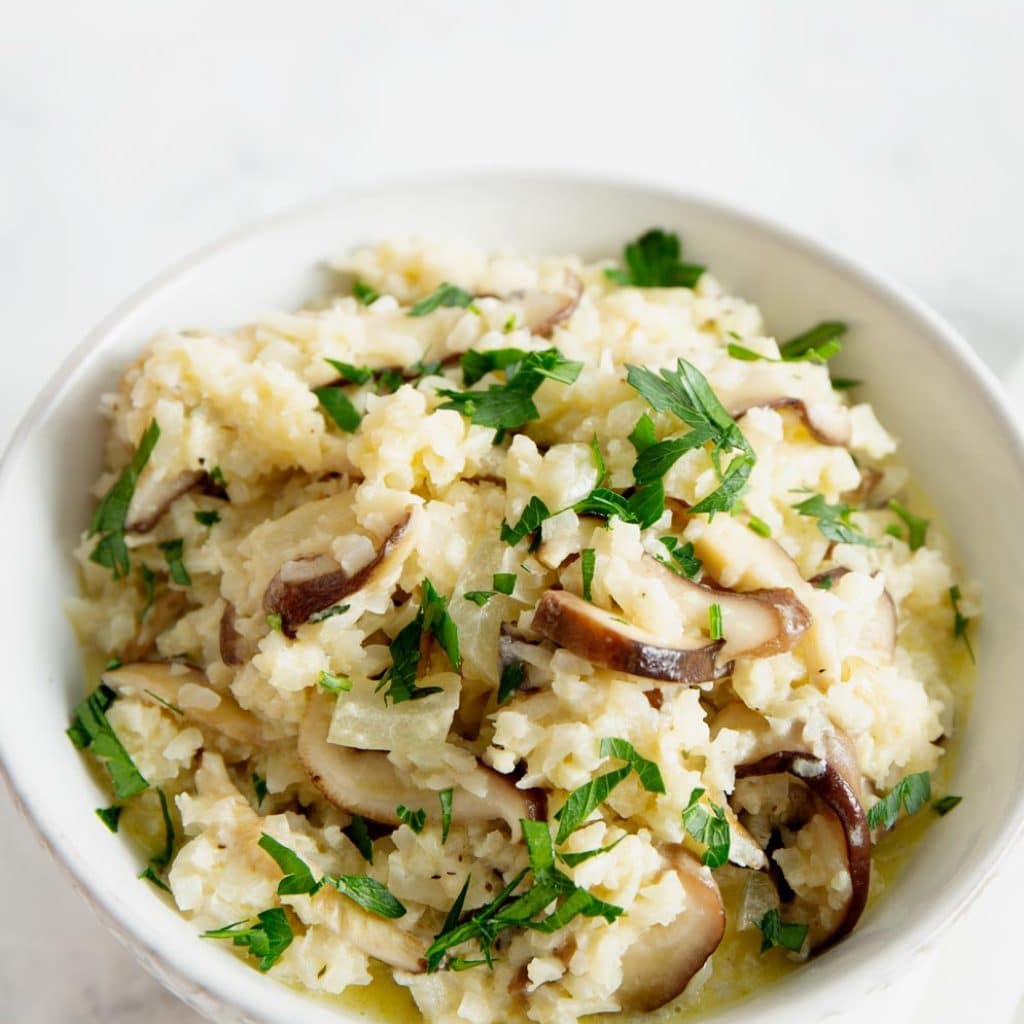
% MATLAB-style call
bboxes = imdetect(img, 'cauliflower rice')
[68,232,977,1023]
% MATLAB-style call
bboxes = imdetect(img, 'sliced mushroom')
[263,509,415,637]
[103,662,263,746]
[500,271,583,339]
[842,467,883,507]
[532,589,727,684]
[714,704,870,952]
[688,514,839,682]
[341,903,426,973]
[218,602,253,666]
[125,469,222,533]
[531,554,810,683]
[732,396,851,447]
[298,695,545,838]
[121,589,189,662]
[616,848,725,1012]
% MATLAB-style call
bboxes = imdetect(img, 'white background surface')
[3,2,1023,1021]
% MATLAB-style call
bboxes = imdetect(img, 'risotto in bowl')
[64,227,978,1023]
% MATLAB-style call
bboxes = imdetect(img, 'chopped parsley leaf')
[791,492,875,547]
[397,805,426,833]
[554,766,631,844]
[139,865,171,893]
[867,771,932,831]
[756,908,808,954]
[580,548,596,602]
[308,603,350,623]
[492,572,516,595]
[88,419,160,579]
[831,377,862,391]
[322,874,407,918]
[461,348,531,386]
[352,280,380,306]
[657,536,702,579]
[708,603,723,641]
[780,321,847,362]
[266,613,283,633]
[158,538,191,586]
[202,908,293,971]
[599,737,666,794]
[67,685,148,799]
[408,282,475,317]
[626,359,755,516]
[748,514,772,538]
[439,789,454,844]
[500,496,551,546]
[258,833,322,895]
[888,499,929,551]
[463,590,496,607]
[314,385,361,433]
[343,815,374,864]
[439,349,582,432]
[96,806,122,833]
[151,787,176,870]
[194,509,221,527]
[318,670,352,695]
[590,435,607,485]
[933,794,962,816]
[949,585,975,662]
[143,689,182,715]
[497,660,526,706]
[556,835,626,867]
[604,229,704,288]
[682,788,731,868]
[628,413,657,454]
[502,313,517,334]
[376,579,459,704]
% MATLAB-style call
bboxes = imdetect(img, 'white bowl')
[2,173,1022,1024]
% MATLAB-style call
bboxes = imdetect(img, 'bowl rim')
[3,168,1023,1023]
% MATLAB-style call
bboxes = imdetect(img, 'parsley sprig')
[88,419,160,579]
[604,229,705,288]
[377,579,460,704]
[439,348,582,432]
[626,359,756,516]
[888,500,930,550]
[202,909,293,971]
[756,908,808,954]
[408,283,475,317]
[867,771,931,831]
[791,492,876,547]
[424,820,622,972]
[681,788,731,868]
[949,585,975,662]
[67,684,148,799]
[727,321,847,366]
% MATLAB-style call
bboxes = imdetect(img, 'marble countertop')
[3,2,1023,1020]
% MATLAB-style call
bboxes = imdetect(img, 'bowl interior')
[2,174,1022,1024]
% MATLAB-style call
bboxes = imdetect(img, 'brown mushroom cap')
[298,695,545,838]
[103,662,263,746]
[263,509,415,637]
[616,848,725,1011]
[532,589,727,683]
[125,468,228,533]
[715,704,870,952]
[531,553,810,683]
[218,601,249,666]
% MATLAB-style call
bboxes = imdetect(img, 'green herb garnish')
[682,787,731,868]
[554,766,631,845]
[580,548,596,602]
[492,572,516,595]
[888,499,929,551]
[252,772,267,807]
[599,737,666,794]
[308,603,350,624]
[158,538,191,586]
[352,280,380,305]
[748,514,772,538]
[791,492,875,547]
[556,835,626,867]
[498,661,526,706]
[708,603,723,641]
[96,806,122,833]
[500,496,551,546]
[138,865,172,893]
[397,805,426,833]
[67,685,148,799]
[657,536,702,579]
[318,671,352,695]
[949,585,974,662]
[343,815,374,863]
[323,874,407,918]
[934,794,962,816]
[408,283,475,317]
[314,385,361,433]
[604,229,704,288]
[88,419,160,579]
[194,509,221,527]
[626,358,755,517]
[867,771,932,831]
[756,908,808,953]
[266,613,283,633]
[439,349,582,432]
[202,908,293,971]
[780,321,847,362]
[259,833,322,896]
